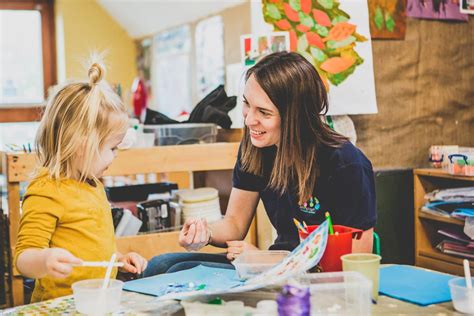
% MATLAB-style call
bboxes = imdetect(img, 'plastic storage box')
[299,271,372,316]
[448,147,474,176]
[232,250,290,280]
[143,123,217,146]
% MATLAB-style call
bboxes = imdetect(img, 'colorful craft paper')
[124,220,329,300]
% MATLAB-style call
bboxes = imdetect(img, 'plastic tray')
[143,123,217,146]
[232,250,289,280]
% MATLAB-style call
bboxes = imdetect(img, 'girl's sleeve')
[14,194,64,269]
[328,163,377,230]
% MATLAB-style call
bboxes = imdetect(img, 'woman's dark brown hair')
[241,51,348,204]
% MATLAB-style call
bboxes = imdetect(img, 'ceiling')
[97,0,248,38]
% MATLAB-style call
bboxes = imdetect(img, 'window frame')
[0,0,56,122]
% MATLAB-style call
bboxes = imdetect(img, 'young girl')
[14,60,147,302]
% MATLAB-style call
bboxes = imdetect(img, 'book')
[437,228,473,244]
[436,240,474,259]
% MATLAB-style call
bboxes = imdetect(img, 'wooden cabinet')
[2,142,258,306]
[414,168,474,275]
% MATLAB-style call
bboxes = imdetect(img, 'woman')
[144,52,376,276]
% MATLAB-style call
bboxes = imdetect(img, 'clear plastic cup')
[341,253,381,301]
[72,279,123,315]
[449,277,474,314]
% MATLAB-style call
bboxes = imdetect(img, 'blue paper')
[379,265,453,306]
[123,265,242,296]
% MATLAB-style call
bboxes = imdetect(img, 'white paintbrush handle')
[464,259,472,289]
[102,253,117,290]
[80,261,124,267]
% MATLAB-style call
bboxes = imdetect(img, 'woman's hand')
[226,240,259,261]
[43,248,82,278]
[118,252,148,274]
[179,218,210,251]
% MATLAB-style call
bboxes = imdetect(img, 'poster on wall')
[153,25,192,119]
[195,16,225,99]
[262,0,378,115]
[460,0,474,14]
[240,31,290,66]
[368,0,406,39]
[406,0,468,21]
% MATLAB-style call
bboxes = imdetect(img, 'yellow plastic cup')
[341,253,381,301]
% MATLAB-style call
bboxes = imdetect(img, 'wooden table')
[0,288,463,315]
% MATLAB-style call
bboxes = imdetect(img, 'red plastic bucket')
[299,225,363,272]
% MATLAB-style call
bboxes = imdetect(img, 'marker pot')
[299,225,362,272]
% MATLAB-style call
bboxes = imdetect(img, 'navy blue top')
[233,141,376,251]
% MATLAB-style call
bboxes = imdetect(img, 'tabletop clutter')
[4,216,474,315]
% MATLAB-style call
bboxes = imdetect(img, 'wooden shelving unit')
[414,168,474,276]
[1,142,259,306]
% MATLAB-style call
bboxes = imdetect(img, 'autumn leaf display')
[263,0,367,88]
[369,0,406,39]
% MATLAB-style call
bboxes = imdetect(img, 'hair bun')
[88,63,104,85]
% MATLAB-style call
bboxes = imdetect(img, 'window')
[0,0,56,121]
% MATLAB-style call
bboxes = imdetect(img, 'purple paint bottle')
[276,284,310,316]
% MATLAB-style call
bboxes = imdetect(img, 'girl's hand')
[44,248,82,278]
[179,218,210,252]
[118,252,148,274]
[226,240,259,261]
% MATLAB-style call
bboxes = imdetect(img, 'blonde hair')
[36,59,128,182]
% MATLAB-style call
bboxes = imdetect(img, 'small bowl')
[72,279,123,315]
[449,277,474,314]
[232,250,289,280]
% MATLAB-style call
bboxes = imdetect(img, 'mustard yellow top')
[14,172,117,302]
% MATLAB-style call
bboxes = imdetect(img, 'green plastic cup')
[341,253,381,301]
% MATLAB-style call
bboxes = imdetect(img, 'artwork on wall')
[195,16,225,100]
[368,0,406,39]
[240,31,290,66]
[460,0,474,13]
[406,0,468,21]
[262,0,378,115]
[153,25,192,119]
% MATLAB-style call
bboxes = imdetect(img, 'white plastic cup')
[449,277,474,314]
[72,279,123,315]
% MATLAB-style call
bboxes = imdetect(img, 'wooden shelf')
[414,168,474,181]
[419,247,474,267]
[418,212,464,227]
[414,168,473,276]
